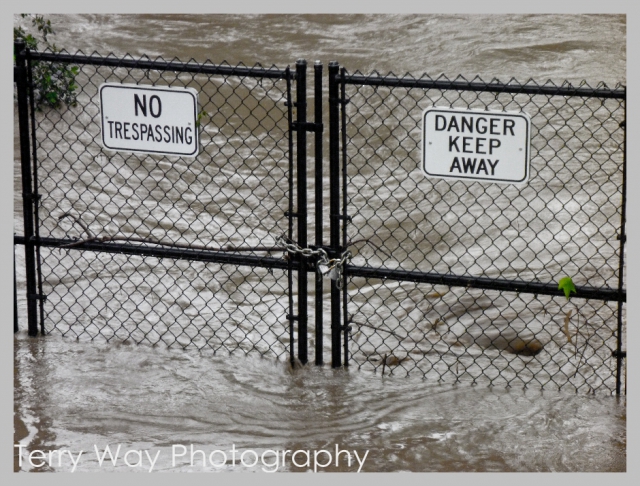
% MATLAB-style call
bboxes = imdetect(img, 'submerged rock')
[505,337,544,356]
[459,318,547,357]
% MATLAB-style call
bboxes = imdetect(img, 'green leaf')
[196,109,209,127]
[45,91,58,105]
[15,15,80,109]
[558,276,577,300]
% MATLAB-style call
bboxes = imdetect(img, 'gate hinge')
[28,293,47,302]
[286,314,299,322]
[22,193,42,202]
[342,316,354,333]
[291,121,323,133]
[612,350,626,359]
[617,233,626,243]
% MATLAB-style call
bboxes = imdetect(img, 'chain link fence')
[335,70,626,393]
[17,47,302,361]
[15,47,626,393]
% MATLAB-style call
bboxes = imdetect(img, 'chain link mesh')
[347,278,624,393]
[16,51,626,392]
[44,249,291,358]
[339,71,625,393]
[29,50,298,360]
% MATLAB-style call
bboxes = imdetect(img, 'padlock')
[328,266,339,281]
[318,263,331,276]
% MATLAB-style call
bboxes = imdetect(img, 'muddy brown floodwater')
[14,14,626,472]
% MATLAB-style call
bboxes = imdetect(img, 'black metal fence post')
[615,106,627,396]
[339,67,350,367]
[314,60,324,366]
[295,59,309,365]
[328,61,342,367]
[14,245,18,333]
[14,40,39,337]
[25,55,46,336]
[286,67,296,368]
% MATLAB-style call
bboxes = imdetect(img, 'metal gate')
[14,41,326,367]
[15,42,626,393]
[328,63,626,394]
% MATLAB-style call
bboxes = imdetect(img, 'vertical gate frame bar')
[285,67,295,367]
[15,40,39,337]
[615,99,627,395]
[314,60,324,366]
[328,61,342,368]
[14,245,18,333]
[340,67,350,367]
[26,56,46,335]
[295,59,309,365]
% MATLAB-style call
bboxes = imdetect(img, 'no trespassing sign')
[100,83,200,157]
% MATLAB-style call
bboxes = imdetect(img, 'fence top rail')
[23,48,293,80]
[338,70,626,99]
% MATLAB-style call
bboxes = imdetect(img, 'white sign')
[422,107,530,184]
[100,83,200,157]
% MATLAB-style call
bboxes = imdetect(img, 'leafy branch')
[557,275,592,377]
[14,14,79,109]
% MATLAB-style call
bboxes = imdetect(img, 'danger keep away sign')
[421,107,531,185]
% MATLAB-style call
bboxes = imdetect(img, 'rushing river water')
[14,13,626,472]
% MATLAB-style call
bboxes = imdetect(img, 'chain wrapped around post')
[275,235,352,289]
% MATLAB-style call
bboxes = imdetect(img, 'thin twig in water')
[353,321,408,341]
[58,212,396,257]
[562,309,573,344]
[572,307,592,378]
[61,235,284,253]
[57,212,286,253]
[347,237,394,261]
[58,212,95,239]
